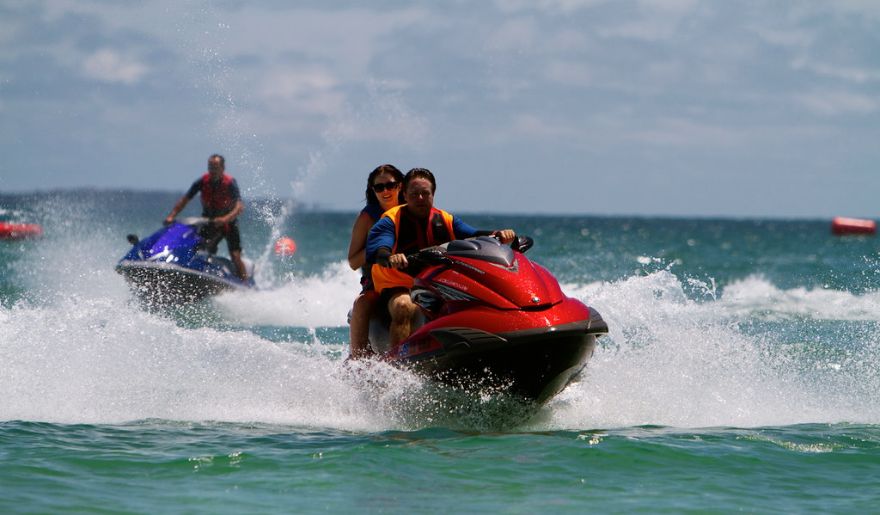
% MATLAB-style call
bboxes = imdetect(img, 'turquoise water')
[2,191,880,512]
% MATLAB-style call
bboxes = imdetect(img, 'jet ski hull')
[361,236,608,406]
[116,221,254,304]
[385,295,607,405]
[404,322,600,404]
[116,260,246,303]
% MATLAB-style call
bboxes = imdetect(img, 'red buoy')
[0,222,43,240]
[831,217,876,236]
[274,236,297,256]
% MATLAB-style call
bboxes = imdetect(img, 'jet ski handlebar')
[381,234,534,273]
[175,216,212,226]
[162,217,213,227]
[511,235,534,253]
[407,247,453,266]
[407,234,534,265]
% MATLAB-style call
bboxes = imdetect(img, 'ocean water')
[2,190,880,513]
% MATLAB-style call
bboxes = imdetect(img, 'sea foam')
[4,243,880,430]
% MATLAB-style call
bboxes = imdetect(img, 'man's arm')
[452,216,515,243]
[214,199,244,224]
[164,195,191,224]
[165,180,201,224]
[366,217,397,266]
[214,179,243,224]
[452,216,478,239]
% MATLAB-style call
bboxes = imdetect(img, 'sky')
[1,0,879,218]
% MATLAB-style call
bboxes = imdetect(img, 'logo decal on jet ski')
[437,278,468,291]
[146,246,172,262]
[455,260,486,274]
[434,283,476,301]
[398,337,443,358]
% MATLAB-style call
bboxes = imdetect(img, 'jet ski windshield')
[442,236,515,267]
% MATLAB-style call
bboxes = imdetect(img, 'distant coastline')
[0,188,868,221]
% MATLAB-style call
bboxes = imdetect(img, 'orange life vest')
[371,204,455,292]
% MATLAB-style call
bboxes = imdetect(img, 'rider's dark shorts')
[374,286,408,326]
[200,221,242,254]
[378,286,409,306]
[360,268,375,294]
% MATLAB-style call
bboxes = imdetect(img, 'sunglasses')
[372,181,400,193]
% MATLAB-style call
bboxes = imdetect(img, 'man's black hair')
[404,168,436,193]
[208,154,225,168]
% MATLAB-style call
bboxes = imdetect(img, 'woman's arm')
[347,211,374,270]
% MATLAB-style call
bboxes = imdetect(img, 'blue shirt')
[366,209,478,263]
[362,202,384,223]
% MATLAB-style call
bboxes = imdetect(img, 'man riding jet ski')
[164,154,248,282]
[116,154,254,303]
[365,168,515,349]
[363,168,607,404]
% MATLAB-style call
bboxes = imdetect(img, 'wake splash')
[2,260,880,430]
[0,296,398,431]
[548,271,880,429]
[213,260,359,327]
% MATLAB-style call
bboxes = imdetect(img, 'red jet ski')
[0,221,42,240]
[367,236,608,405]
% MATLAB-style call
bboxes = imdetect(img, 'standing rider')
[164,154,248,281]
[366,168,515,347]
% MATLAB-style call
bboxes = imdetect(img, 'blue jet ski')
[116,217,255,303]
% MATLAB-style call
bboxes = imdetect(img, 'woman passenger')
[347,164,405,359]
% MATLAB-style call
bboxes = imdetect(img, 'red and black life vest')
[372,204,455,292]
[200,173,235,216]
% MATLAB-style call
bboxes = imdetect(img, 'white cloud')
[486,76,534,102]
[493,0,610,14]
[791,57,880,84]
[545,60,593,87]
[502,112,748,150]
[547,29,591,52]
[5,1,880,215]
[598,0,702,41]
[259,68,343,116]
[486,18,538,53]
[250,71,428,145]
[628,117,744,147]
[597,16,685,42]
[638,0,698,14]
[750,26,814,49]
[82,49,148,84]
[332,80,430,146]
[509,113,573,139]
[817,0,880,19]
[220,7,429,79]
[795,91,879,116]
[334,109,430,147]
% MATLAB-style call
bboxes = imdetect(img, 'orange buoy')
[831,217,876,236]
[274,236,297,256]
[0,222,43,240]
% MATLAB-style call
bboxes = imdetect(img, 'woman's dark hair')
[404,168,436,193]
[365,164,405,206]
